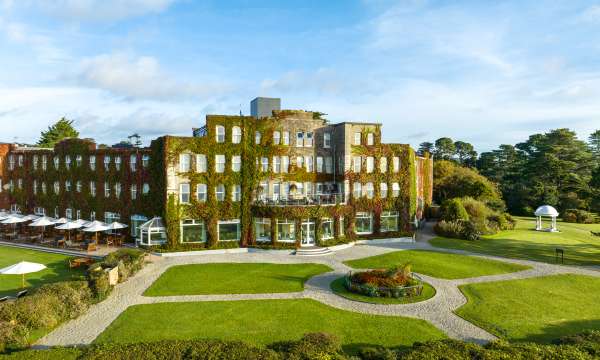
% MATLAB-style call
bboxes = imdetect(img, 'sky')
[1,0,600,152]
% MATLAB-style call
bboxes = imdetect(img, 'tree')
[589,130,600,157]
[454,141,477,167]
[417,142,434,156]
[37,117,79,148]
[434,137,456,160]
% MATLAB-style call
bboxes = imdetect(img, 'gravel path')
[35,224,600,348]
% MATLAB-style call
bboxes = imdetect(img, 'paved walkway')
[35,223,600,348]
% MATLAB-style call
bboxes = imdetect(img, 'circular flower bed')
[344,264,423,299]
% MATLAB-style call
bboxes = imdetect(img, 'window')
[196,184,207,202]
[53,156,59,170]
[76,210,81,220]
[34,207,45,216]
[367,133,374,145]
[33,155,38,170]
[104,155,111,170]
[215,155,225,173]
[379,157,387,173]
[115,183,121,198]
[195,154,207,172]
[232,155,241,172]
[277,219,296,242]
[180,183,190,203]
[353,182,361,198]
[104,182,110,197]
[392,182,400,197]
[17,179,22,189]
[296,156,304,169]
[305,156,313,172]
[111,156,119,171]
[76,181,82,193]
[216,125,225,143]
[255,131,261,144]
[261,157,269,172]
[218,220,240,241]
[33,180,37,194]
[90,211,96,221]
[323,132,331,148]
[131,184,137,200]
[232,184,241,201]
[142,155,149,168]
[353,156,361,173]
[316,157,323,173]
[143,183,150,194]
[296,131,304,147]
[130,155,136,171]
[179,154,191,172]
[393,156,400,172]
[76,154,83,167]
[104,212,121,225]
[364,182,374,199]
[65,155,71,169]
[281,156,289,173]
[254,218,271,242]
[90,182,96,196]
[42,155,47,170]
[130,215,147,238]
[283,131,290,145]
[18,155,23,167]
[321,218,334,240]
[232,126,242,143]
[366,157,374,173]
[380,183,388,198]
[354,132,361,145]
[273,131,281,145]
[381,211,399,232]
[304,132,313,147]
[216,184,225,201]
[273,182,281,200]
[65,208,73,220]
[8,155,14,170]
[325,157,333,174]
[355,212,373,234]
[41,182,47,194]
[273,156,281,173]
[53,181,60,194]
[180,219,206,243]
[89,155,96,170]
[8,180,13,192]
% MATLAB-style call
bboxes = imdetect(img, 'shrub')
[357,346,396,360]
[269,333,343,360]
[102,249,146,282]
[440,198,469,222]
[0,281,92,352]
[563,209,596,224]
[433,220,465,239]
[460,197,492,223]
[87,264,112,301]
[461,221,482,241]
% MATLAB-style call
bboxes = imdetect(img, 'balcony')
[254,193,345,207]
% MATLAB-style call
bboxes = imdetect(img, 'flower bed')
[344,264,423,298]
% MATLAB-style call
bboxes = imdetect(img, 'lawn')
[144,263,332,296]
[456,274,600,343]
[95,299,446,351]
[343,249,529,279]
[0,245,84,297]
[330,276,436,304]
[431,217,600,266]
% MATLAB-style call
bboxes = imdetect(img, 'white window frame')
[273,131,281,145]
[273,156,281,173]
[381,211,399,232]
[232,126,242,144]
[364,182,374,199]
[179,183,190,204]
[353,156,362,173]
[180,219,206,243]
[276,218,296,243]
[393,156,400,173]
[196,154,207,173]
[296,131,304,147]
[281,156,289,173]
[215,184,225,201]
[254,218,271,242]
[217,219,241,242]
[304,132,313,147]
[179,153,191,172]
[323,132,331,148]
[355,212,373,235]
[216,125,225,143]
[354,132,361,145]
[232,184,241,202]
[321,217,334,240]
[379,157,387,173]
[316,156,323,173]
[366,157,374,173]
[367,133,374,146]
[196,184,207,202]
[380,183,388,198]
[283,131,290,145]
[232,155,241,172]
[255,131,261,144]
[392,182,400,197]
[353,182,361,198]
[215,154,225,173]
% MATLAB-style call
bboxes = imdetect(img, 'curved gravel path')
[34,223,600,348]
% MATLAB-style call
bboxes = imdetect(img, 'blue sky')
[1,0,599,151]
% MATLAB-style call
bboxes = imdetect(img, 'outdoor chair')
[86,242,97,252]
[64,240,82,250]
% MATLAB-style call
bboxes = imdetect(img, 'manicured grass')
[431,217,600,266]
[344,249,529,279]
[330,276,436,304]
[144,263,332,296]
[0,245,84,297]
[95,299,446,351]
[456,274,600,343]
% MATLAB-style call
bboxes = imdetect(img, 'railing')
[254,193,345,206]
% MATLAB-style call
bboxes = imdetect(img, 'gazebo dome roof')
[534,205,559,217]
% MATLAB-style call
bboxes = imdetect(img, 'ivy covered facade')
[0,107,433,250]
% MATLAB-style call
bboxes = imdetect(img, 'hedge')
[3,331,600,359]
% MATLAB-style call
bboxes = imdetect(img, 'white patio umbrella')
[83,220,106,228]
[0,261,46,288]
[55,221,83,240]
[53,217,69,224]
[2,215,27,235]
[105,222,127,230]
[29,216,57,240]
[83,222,109,243]
[73,219,90,227]
[21,214,40,221]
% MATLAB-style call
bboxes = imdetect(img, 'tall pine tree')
[37,117,79,148]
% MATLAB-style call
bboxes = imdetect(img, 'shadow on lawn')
[0,258,85,297]
[520,319,600,343]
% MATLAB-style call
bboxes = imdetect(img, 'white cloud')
[74,53,233,101]
[581,5,600,23]
[31,0,176,22]
[0,20,69,63]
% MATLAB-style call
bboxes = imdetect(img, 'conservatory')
[138,217,167,246]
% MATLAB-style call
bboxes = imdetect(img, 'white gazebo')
[534,205,559,232]
[139,217,167,246]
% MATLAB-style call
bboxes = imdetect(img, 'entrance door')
[301,219,315,247]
